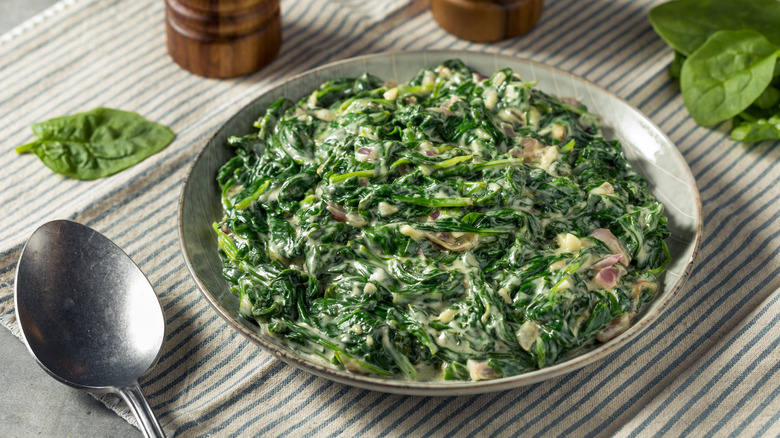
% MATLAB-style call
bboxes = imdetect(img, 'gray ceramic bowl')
[178,51,702,395]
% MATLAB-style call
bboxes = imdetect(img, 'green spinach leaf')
[669,51,686,79]
[16,108,175,180]
[753,85,780,110]
[680,29,779,126]
[649,0,780,57]
[731,114,780,142]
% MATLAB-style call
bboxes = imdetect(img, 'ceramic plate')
[178,51,702,395]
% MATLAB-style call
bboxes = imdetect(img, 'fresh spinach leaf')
[753,86,780,110]
[731,114,780,142]
[669,51,686,79]
[16,107,175,180]
[648,0,780,57]
[680,29,779,126]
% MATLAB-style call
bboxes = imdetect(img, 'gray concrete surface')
[1,2,142,436]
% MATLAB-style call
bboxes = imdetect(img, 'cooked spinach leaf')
[214,60,670,381]
[16,108,175,179]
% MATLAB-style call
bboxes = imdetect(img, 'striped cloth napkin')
[1,0,778,436]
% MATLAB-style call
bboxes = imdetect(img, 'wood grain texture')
[431,0,543,42]
[165,0,281,78]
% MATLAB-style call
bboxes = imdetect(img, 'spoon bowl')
[15,220,166,437]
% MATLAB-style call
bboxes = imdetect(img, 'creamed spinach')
[214,60,670,381]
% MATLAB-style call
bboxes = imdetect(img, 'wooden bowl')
[431,0,543,42]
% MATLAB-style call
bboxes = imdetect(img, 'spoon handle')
[119,384,166,438]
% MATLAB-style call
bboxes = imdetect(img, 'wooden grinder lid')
[431,0,543,42]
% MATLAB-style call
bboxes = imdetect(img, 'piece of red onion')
[356,147,377,162]
[472,72,489,82]
[593,266,620,289]
[441,96,457,110]
[467,360,500,381]
[561,97,581,106]
[592,254,622,270]
[509,137,541,159]
[429,107,454,116]
[326,202,347,222]
[589,228,631,266]
[429,210,440,220]
[425,231,479,252]
[596,313,635,342]
[520,137,541,150]
[502,124,516,138]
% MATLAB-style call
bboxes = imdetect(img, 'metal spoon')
[14,220,166,437]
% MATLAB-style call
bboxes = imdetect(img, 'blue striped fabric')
[1,0,779,436]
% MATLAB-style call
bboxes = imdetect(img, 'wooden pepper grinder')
[165,0,281,78]
[431,0,543,42]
